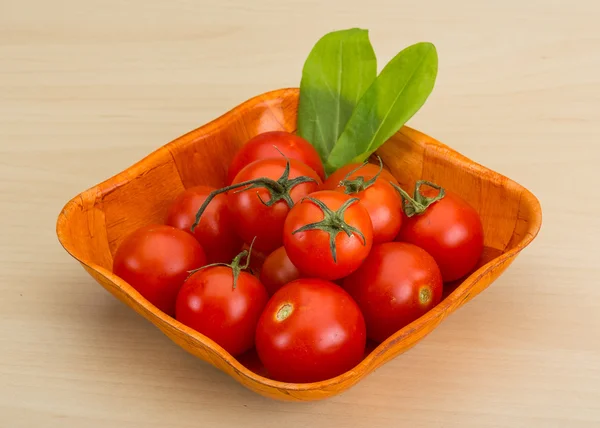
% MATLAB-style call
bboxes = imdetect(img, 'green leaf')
[326,42,438,172]
[297,28,377,163]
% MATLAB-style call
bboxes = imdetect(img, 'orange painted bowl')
[56,88,542,401]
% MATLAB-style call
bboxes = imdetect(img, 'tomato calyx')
[391,180,445,217]
[191,155,317,232]
[338,156,384,194]
[187,238,255,289]
[292,196,367,263]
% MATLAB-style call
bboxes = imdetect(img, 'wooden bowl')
[56,88,542,401]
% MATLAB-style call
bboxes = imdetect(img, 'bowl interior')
[57,88,541,393]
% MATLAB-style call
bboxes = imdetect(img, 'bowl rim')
[56,87,543,392]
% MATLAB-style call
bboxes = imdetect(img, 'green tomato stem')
[291,196,366,263]
[390,180,445,217]
[191,156,317,232]
[186,237,256,289]
[339,155,384,194]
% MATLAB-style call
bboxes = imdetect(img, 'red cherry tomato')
[175,265,268,357]
[327,163,403,244]
[227,131,325,183]
[322,162,398,190]
[227,157,322,253]
[165,185,243,264]
[259,246,301,296]
[255,278,366,383]
[396,182,484,282]
[283,190,373,281]
[113,224,206,316]
[343,242,443,343]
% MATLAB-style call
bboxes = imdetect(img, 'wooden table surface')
[2,1,599,426]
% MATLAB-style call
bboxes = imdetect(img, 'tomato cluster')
[112,130,484,383]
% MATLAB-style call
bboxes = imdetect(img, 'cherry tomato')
[255,278,366,383]
[396,182,484,282]
[283,190,373,280]
[165,185,243,264]
[322,162,398,190]
[328,164,403,244]
[343,242,443,343]
[227,131,326,183]
[175,264,268,357]
[259,246,301,296]
[227,157,322,253]
[113,224,206,316]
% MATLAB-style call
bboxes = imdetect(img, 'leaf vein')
[365,47,433,153]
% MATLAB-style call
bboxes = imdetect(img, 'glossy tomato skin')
[322,162,399,190]
[343,242,443,343]
[330,177,402,244]
[259,246,301,296]
[113,224,206,316]
[283,190,373,281]
[229,157,322,253]
[165,185,243,264]
[227,131,325,183]
[175,266,268,357]
[396,189,484,282]
[255,278,366,383]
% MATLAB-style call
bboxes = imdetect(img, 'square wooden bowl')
[56,88,542,401]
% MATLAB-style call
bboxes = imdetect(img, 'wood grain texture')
[2,0,600,425]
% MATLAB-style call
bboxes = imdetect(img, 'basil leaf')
[297,28,377,163]
[326,42,438,171]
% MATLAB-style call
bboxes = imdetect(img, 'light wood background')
[1,0,599,426]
